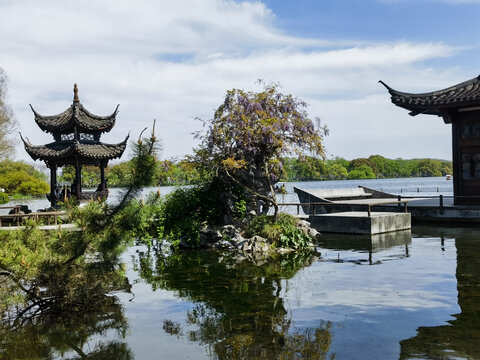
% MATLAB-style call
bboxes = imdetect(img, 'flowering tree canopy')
[197,83,328,218]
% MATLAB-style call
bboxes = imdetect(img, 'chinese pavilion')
[21,84,129,207]
[380,75,480,205]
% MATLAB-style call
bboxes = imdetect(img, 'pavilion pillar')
[75,158,82,200]
[50,164,57,208]
[451,120,461,205]
[100,162,106,191]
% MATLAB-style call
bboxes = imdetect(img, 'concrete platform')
[294,186,480,223]
[309,211,411,235]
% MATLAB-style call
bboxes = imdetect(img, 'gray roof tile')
[380,75,480,116]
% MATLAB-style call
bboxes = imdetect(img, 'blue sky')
[266,0,478,43]
[0,0,479,163]
[266,0,480,70]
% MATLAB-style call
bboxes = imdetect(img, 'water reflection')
[133,248,336,359]
[0,264,133,360]
[317,230,412,265]
[0,295,131,359]
[400,226,480,360]
[3,224,479,359]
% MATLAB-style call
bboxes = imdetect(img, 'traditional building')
[21,84,129,207]
[381,75,480,205]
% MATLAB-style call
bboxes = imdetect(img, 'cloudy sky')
[1,0,479,163]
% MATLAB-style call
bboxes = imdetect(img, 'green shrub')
[0,170,49,195]
[16,179,49,196]
[157,178,239,249]
[247,213,312,249]
[247,215,272,237]
[0,191,9,204]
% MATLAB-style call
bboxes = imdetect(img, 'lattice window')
[80,133,94,141]
[60,133,74,141]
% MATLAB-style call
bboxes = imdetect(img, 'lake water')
[2,176,452,213]
[4,177,480,359]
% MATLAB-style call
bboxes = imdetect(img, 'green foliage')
[0,162,49,196]
[0,191,8,204]
[234,199,247,218]
[282,156,326,181]
[105,161,132,187]
[279,155,452,181]
[58,165,100,188]
[119,192,163,246]
[0,159,47,180]
[58,165,75,184]
[0,123,160,321]
[327,163,349,180]
[348,164,375,179]
[15,178,50,195]
[417,158,443,177]
[112,125,161,214]
[246,214,272,237]
[0,68,17,160]
[155,159,202,186]
[247,213,312,249]
[105,158,202,187]
[155,178,240,249]
[0,212,131,319]
[106,153,452,189]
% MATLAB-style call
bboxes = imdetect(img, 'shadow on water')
[132,248,336,360]
[399,225,480,360]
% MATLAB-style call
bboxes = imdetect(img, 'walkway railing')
[0,210,66,227]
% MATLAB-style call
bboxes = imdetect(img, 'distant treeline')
[281,155,452,181]
[96,154,452,188]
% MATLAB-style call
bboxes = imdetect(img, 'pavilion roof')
[380,75,480,116]
[20,134,129,163]
[30,102,119,134]
[30,84,119,134]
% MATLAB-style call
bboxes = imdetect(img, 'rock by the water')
[193,217,320,255]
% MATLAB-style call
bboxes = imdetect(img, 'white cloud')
[0,0,469,163]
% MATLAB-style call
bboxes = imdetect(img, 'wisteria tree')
[196,83,328,220]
